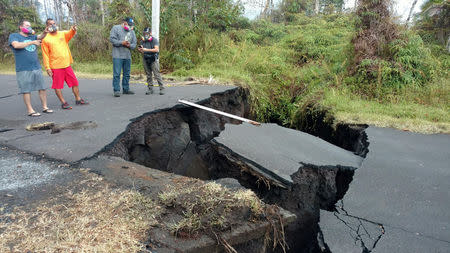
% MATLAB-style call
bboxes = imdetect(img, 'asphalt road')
[320,127,450,252]
[0,74,235,162]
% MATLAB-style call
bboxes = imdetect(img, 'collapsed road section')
[101,86,369,252]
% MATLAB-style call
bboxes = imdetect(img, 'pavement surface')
[0,74,235,162]
[2,74,449,252]
[213,123,364,185]
[320,127,450,253]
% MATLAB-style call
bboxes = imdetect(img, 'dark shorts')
[51,66,79,89]
[16,69,47,94]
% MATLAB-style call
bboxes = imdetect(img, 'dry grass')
[159,181,264,237]
[0,174,161,252]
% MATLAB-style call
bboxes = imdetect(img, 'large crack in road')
[99,86,369,252]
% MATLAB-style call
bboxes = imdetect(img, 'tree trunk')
[406,0,418,26]
[446,35,450,53]
[262,0,273,18]
[100,0,105,26]
[43,0,48,19]
[315,0,320,14]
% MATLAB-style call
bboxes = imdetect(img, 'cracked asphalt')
[1,74,449,252]
[0,74,234,162]
[320,127,450,252]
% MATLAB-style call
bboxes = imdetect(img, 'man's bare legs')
[22,93,35,114]
[38,90,50,110]
[72,85,81,101]
[54,89,66,104]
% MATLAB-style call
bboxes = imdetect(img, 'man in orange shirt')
[41,18,88,109]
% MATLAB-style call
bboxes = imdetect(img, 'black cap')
[143,27,151,33]
[124,17,134,26]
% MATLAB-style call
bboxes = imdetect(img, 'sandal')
[61,102,72,110]
[43,108,54,113]
[28,112,41,117]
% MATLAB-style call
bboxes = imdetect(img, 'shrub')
[351,31,439,98]
[70,23,111,62]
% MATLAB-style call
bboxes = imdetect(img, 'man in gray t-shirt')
[109,17,137,97]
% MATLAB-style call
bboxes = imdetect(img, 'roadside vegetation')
[0,0,448,133]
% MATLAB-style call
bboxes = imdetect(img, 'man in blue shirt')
[9,20,53,116]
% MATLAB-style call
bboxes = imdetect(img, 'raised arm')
[37,27,49,40]
[64,28,76,42]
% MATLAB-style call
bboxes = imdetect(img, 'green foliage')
[352,31,440,98]
[0,0,43,54]
[106,0,132,26]
[280,0,314,14]
[70,23,112,62]
[415,0,449,47]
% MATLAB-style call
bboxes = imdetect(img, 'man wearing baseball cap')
[109,17,137,97]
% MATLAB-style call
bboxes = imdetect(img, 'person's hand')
[47,69,53,77]
[43,27,50,33]
[121,41,128,47]
[32,40,41,46]
[138,46,144,53]
[71,25,77,31]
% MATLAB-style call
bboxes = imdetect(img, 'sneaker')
[75,98,89,105]
[114,91,120,97]
[145,88,154,95]
[123,90,135,95]
[61,102,72,110]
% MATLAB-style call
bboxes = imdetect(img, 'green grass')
[322,82,450,133]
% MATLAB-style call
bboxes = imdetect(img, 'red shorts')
[51,66,79,89]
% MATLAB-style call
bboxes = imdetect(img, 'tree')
[415,0,449,49]
[406,0,418,26]
[0,0,42,53]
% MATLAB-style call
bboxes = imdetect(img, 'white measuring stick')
[178,99,261,126]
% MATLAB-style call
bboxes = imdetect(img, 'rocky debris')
[25,121,98,134]
[0,148,60,191]
[26,122,55,131]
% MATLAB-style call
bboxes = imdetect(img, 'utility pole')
[100,0,105,26]
[152,0,160,40]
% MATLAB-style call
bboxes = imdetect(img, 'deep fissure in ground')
[102,87,369,253]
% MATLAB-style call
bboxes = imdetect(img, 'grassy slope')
[1,14,448,134]
[173,14,449,133]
